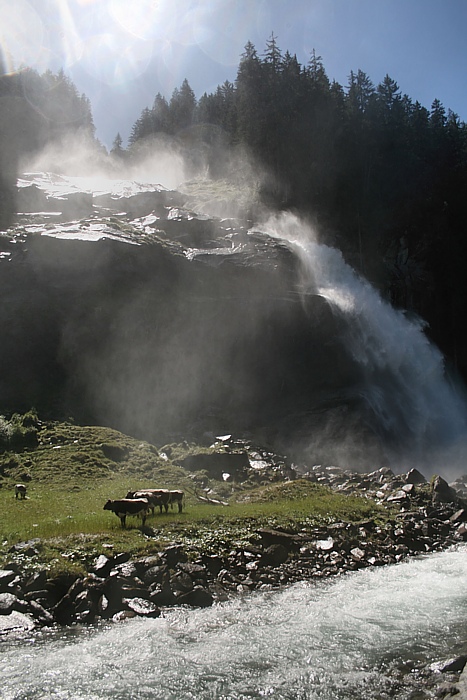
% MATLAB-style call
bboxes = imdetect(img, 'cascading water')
[2,545,467,699]
[257,213,467,476]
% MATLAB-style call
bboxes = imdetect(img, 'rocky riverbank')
[2,462,467,696]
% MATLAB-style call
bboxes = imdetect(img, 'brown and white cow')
[103,498,149,527]
[126,489,171,514]
[15,484,27,499]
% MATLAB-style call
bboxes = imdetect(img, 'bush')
[0,416,12,451]
[0,411,39,451]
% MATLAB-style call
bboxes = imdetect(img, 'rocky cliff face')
[0,172,372,461]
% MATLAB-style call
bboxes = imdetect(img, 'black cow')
[168,490,184,513]
[15,484,27,499]
[103,498,149,527]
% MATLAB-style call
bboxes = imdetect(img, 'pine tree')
[152,93,170,133]
[169,79,196,133]
[110,132,125,157]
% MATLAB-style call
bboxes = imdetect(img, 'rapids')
[2,545,467,699]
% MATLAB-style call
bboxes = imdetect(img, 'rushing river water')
[2,545,467,699]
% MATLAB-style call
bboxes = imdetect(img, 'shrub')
[0,411,39,451]
[0,416,12,451]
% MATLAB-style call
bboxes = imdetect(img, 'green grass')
[0,478,378,543]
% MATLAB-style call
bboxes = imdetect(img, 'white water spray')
[2,546,467,699]
[258,213,467,476]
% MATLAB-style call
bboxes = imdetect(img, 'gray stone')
[0,611,35,634]
[0,570,17,592]
[405,468,426,484]
[430,655,467,673]
[176,586,214,608]
[28,600,54,625]
[179,562,207,578]
[52,594,75,625]
[112,610,137,622]
[432,476,459,504]
[160,545,188,568]
[316,537,334,551]
[123,597,160,617]
[261,544,289,567]
[386,490,409,503]
[113,562,139,578]
[450,509,467,523]
[143,565,166,585]
[24,570,48,592]
[170,571,194,593]
[92,555,113,577]
[202,555,224,577]
[0,592,19,614]
[350,547,366,561]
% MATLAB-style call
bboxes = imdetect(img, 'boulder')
[23,570,48,592]
[450,509,467,523]
[430,655,467,673]
[0,611,35,633]
[92,554,114,578]
[143,565,167,586]
[28,600,54,625]
[52,593,76,625]
[0,592,19,615]
[160,545,188,569]
[123,597,160,617]
[256,528,302,550]
[260,544,289,567]
[405,468,426,484]
[149,583,177,607]
[176,586,214,608]
[201,555,224,577]
[171,571,194,593]
[432,476,459,505]
[0,570,17,592]
[386,490,409,503]
[350,547,366,561]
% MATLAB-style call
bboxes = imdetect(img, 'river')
[1,544,466,699]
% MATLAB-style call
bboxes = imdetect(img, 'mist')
[19,131,186,191]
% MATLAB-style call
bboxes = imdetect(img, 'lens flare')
[0,0,45,74]
[78,32,154,86]
[109,0,176,42]
[189,0,261,67]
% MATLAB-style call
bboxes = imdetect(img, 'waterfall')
[256,213,467,476]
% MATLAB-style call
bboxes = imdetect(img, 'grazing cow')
[126,488,171,514]
[103,498,149,528]
[169,490,184,513]
[15,484,27,500]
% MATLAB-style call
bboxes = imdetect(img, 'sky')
[1,0,467,149]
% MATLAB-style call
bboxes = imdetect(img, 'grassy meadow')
[0,413,382,575]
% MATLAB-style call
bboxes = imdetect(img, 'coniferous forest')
[2,37,467,379]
